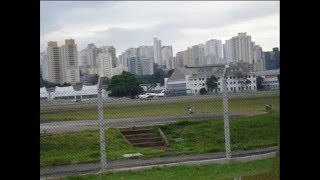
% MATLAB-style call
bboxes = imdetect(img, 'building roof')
[40,87,47,93]
[168,64,251,81]
[81,85,97,91]
[252,69,280,76]
[54,86,74,92]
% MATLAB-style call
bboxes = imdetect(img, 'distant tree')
[107,71,143,99]
[199,88,207,95]
[257,76,264,90]
[206,75,218,93]
[102,77,111,90]
[138,64,167,86]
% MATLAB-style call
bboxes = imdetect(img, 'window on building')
[218,83,220,85]
[248,75,251,78]
[249,86,252,90]
[195,89,197,93]
[238,87,241,91]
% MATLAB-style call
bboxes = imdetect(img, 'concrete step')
[125,133,159,140]
[128,137,163,144]
[132,141,166,147]
[121,129,153,135]
[120,126,153,131]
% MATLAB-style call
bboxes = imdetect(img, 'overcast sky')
[40,1,279,55]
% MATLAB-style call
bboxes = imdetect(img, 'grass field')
[65,157,277,180]
[40,129,164,167]
[159,111,279,153]
[40,112,279,167]
[40,96,279,121]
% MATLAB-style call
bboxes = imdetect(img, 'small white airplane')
[138,89,166,100]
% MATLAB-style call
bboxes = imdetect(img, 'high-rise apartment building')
[223,39,235,64]
[138,46,154,60]
[40,52,48,81]
[161,46,174,70]
[129,56,142,76]
[60,39,80,84]
[189,44,205,66]
[141,58,154,75]
[205,39,223,64]
[79,43,101,68]
[153,38,162,66]
[138,46,154,75]
[97,53,113,78]
[101,46,117,68]
[231,33,253,64]
[47,41,61,84]
[253,45,265,71]
[265,47,280,70]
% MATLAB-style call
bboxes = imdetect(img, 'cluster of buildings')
[164,64,279,95]
[40,32,279,97]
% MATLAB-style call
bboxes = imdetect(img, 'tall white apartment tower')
[97,53,113,78]
[47,41,61,84]
[60,39,80,84]
[161,46,174,70]
[223,39,235,64]
[40,52,49,81]
[153,38,162,66]
[232,32,253,64]
[101,46,117,68]
[205,39,223,64]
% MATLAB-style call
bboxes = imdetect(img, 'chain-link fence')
[40,72,280,179]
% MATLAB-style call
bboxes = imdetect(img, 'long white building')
[43,85,108,101]
[165,65,257,95]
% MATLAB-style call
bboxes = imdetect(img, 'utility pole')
[97,76,107,169]
[222,65,231,158]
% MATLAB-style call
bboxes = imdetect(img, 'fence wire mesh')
[40,78,280,179]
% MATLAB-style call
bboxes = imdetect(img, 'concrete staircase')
[120,126,168,149]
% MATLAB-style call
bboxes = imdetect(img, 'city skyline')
[40,1,279,55]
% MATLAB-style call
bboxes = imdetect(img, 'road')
[40,112,265,134]
[40,90,279,114]
[40,146,278,179]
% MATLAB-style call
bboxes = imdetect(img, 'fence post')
[222,65,231,159]
[98,77,107,169]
